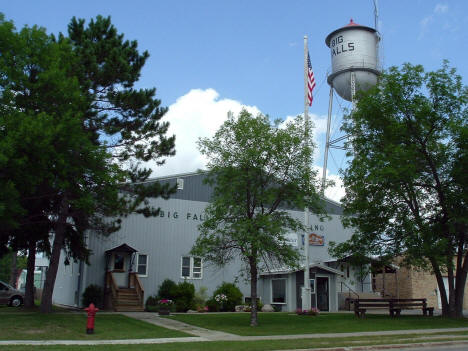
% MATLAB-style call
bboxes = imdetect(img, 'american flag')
[307,52,316,106]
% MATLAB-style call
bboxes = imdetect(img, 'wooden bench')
[351,298,434,318]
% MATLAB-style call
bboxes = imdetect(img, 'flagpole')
[302,35,311,311]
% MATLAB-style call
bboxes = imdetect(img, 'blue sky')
[3,1,467,201]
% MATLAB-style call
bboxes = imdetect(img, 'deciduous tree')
[330,62,467,317]
[191,110,323,326]
[0,16,90,307]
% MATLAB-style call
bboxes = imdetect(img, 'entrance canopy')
[260,263,344,277]
[105,243,138,254]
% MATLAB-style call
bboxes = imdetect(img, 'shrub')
[145,295,158,312]
[245,299,263,312]
[158,279,178,300]
[174,281,195,312]
[206,298,219,312]
[146,304,159,312]
[194,286,208,311]
[82,284,103,308]
[211,282,243,312]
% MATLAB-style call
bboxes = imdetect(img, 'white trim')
[260,263,344,276]
[136,253,148,277]
[180,256,203,280]
[271,278,287,304]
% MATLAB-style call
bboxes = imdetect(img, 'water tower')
[322,19,381,189]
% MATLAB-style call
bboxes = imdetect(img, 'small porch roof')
[260,263,344,277]
[105,243,138,254]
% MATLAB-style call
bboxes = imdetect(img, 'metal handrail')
[341,281,360,299]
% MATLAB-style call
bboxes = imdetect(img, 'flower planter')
[158,308,170,315]
[157,299,173,315]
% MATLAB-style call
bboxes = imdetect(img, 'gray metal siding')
[53,251,81,307]
[52,172,352,310]
[82,197,251,304]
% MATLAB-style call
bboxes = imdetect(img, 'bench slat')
[350,298,433,317]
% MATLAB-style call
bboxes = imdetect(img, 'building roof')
[140,171,344,215]
[105,243,138,254]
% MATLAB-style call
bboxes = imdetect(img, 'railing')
[129,272,144,307]
[341,281,360,311]
[106,271,119,300]
[341,281,360,299]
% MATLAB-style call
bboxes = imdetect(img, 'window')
[181,256,203,279]
[137,254,148,276]
[177,178,184,190]
[192,257,202,278]
[181,257,191,277]
[310,279,315,293]
[113,254,124,270]
[271,279,286,304]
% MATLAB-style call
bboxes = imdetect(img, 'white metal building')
[53,172,372,311]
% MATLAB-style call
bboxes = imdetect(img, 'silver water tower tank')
[325,19,380,101]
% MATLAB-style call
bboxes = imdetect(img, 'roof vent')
[176,178,184,190]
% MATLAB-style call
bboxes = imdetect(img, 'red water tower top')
[346,18,360,27]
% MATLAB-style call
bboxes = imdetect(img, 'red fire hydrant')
[85,303,99,334]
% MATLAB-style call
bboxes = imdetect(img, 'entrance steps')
[113,288,144,312]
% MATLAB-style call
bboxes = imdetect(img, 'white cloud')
[149,88,260,176]
[419,15,433,39]
[281,112,328,161]
[434,4,448,14]
[146,88,344,203]
[419,3,449,39]
[313,166,346,203]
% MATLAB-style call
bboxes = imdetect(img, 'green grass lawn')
[0,308,190,340]
[165,312,468,336]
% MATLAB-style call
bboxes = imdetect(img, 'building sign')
[330,34,354,57]
[309,233,324,246]
[157,209,205,221]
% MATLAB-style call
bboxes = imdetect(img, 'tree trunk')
[430,257,449,316]
[446,256,457,318]
[454,249,468,318]
[24,242,37,308]
[9,250,18,287]
[40,197,68,313]
[249,257,258,327]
